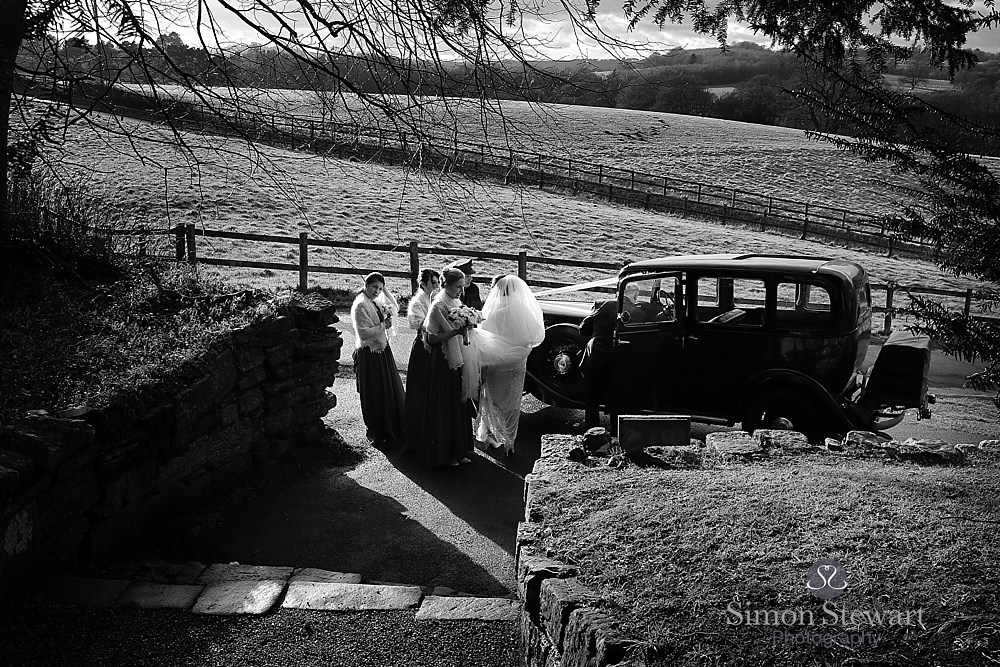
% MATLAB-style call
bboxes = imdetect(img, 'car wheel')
[526,324,588,405]
[740,387,828,443]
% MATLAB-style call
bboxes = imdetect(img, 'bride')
[468,275,545,455]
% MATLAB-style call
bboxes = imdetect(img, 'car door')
[680,273,770,419]
[607,273,686,413]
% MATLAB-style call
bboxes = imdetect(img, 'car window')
[620,276,679,326]
[694,276,765,327]
[776,281,834,329]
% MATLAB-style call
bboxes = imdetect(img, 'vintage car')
[523,254,933,442]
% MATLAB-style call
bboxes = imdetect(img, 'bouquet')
[447,305,483,345]
[375,299,394,328]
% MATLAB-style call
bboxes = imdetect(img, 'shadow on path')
[127,441,510,596]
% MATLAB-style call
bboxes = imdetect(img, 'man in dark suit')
[449,258,484,310]
[579,298,618,431]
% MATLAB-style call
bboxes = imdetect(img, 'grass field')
[123,85,914,217]
[39,103,992,321]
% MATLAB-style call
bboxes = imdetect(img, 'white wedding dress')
[467,276,545,454]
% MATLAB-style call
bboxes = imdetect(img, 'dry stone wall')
[517,434,651,667]
[0,293,342,598]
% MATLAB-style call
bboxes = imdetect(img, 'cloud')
[175,0,997,58]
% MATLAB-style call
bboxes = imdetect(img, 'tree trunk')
[0,0,30,237]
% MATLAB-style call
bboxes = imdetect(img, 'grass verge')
[533,450,1000,665]
[0,253,279,429]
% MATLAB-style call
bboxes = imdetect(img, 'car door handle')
[687,335,698,341]
[618,339,630,345]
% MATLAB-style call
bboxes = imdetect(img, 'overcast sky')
[178,2,999,59]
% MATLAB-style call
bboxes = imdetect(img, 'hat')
[449,258,475,275]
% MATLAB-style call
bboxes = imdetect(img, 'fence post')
[800,204,809,240]
[965,288,973,318]
[630,170,635,191]
[568,159,572,180]
[662,177,667,196]
[518,251,527,282]
[409,241,420,294]
[173,224,186,261]
[185,223,197,264]
[299,232,309,291]
[731,189,737,208]
[697,184,702,202]
[883,285,895,335]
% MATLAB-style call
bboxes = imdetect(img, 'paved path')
[1,563,519,667]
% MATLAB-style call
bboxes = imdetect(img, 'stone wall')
[0,293,342,598]
[517,434,650,667]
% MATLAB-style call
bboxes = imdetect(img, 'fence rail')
[86,93,941,260]
[164,223,991,335]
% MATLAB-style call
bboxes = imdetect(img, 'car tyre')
[526,324,588,405]
[740,386,828,444]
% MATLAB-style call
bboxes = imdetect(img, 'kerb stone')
[281,582,422,611]
[539,578,601,652]
[521,608,554,667]
[196,563,294,584]
[563,607,643,667]
[115,582,205,610]
[753,429,812,454]
[235,348,266,372]
[415,596,520,621]
[203,422,258,468]
[192,580,286,615]
[1,416,94,474]
[517,555,579,619]
[290,567,362,584]
[706,431,764,460]
[98,459,157,518]
[540,435,580,459]
[40,576,131,607]
[841,430,884,457]
[0,465,20,493]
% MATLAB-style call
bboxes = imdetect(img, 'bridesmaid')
[403,268,439,449]
[418,267,475,467]
[350,272,405,446]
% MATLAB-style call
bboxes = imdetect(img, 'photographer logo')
[805,558,848,600]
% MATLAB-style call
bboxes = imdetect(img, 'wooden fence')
[167,223,989,335]
[94,96,939,261]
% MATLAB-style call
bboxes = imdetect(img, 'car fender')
[524,367,584,408]
[738,369,861,433]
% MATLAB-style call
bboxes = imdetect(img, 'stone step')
[38,562,521,620]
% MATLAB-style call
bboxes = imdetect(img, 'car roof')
[624,254,866,283]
